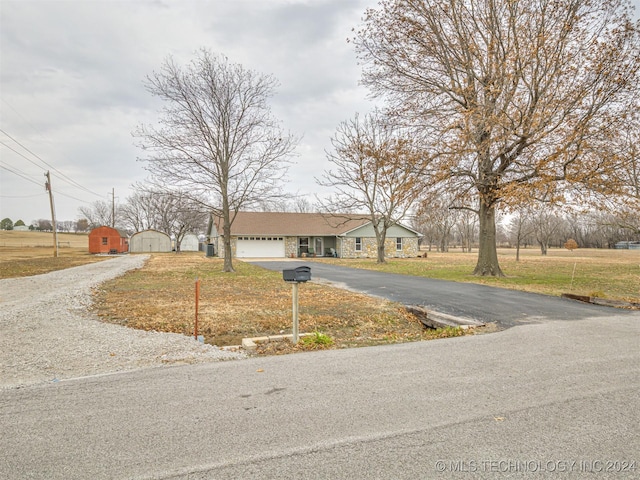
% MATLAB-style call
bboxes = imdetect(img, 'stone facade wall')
[214,236,232,259]
[341,236,419,259]
[393,236,419,258]
[284,237,297,258]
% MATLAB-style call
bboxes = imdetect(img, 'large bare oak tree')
[318,110,428,263]
[134,49,297,272]
[355,0,640,275]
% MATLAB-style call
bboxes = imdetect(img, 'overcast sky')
[1,0,378,224]
[1,0,639,225]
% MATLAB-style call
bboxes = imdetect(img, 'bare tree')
[508,208,536,261]
[355,0,640,276]
[134,50,298,272]
[609,111,640,236]
[57,220,75,233]
[119,191,158,233]
[455,209,478,253]
[152,191,208,251]
[317,110,427,263]
[34,219,52,231]
[613,108,640,202]
[75,219,89,233]
[591,210,640,245]
[292,196,314,213]
[531,209,565,255]
[261,196,318,213]
[415,191,458,252]
[78,200,116,229]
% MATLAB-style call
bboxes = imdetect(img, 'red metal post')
[194,278,200,340]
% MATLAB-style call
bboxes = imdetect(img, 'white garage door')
[236,237,285,258]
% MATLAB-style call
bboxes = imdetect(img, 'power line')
[0,159,93,204]
[0,163,43,187]
[0,193,46,199]
[0,128,105,198]
[52,189,92,204]
[0,156,41,182]
[0,140,45,171]
[0,99,48,144]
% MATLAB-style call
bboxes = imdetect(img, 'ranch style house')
[206,211,421,259]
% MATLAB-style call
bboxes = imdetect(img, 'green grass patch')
[301,331,334,349]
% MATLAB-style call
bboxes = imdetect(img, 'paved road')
[1,313,639,479]
[2,261,639,479]
[250,260,635,327]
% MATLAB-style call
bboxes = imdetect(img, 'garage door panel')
[236,239,285,258]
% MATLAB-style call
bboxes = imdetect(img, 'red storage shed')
[88,226,129,254]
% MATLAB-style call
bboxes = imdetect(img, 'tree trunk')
[377,242,386,263]
[539,242,548,255]
[439,234,448,252]
[222,209,235,273]
[473,201,504,276]
[374,225,387,264]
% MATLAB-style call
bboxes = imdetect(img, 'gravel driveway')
[0,255,245,390]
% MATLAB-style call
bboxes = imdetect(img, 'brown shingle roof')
[216,212,371,236]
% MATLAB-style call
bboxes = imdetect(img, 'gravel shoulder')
[0,255,245,390]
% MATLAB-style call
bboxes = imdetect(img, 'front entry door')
[315,238,323,257]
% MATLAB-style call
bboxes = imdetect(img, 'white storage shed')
[130,229,172,253]
[179,233,200,252]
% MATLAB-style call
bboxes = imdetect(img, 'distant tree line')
[0,218,23,230]
[0,218,81,232]
[412,205,640,258]
[76,188,209,250]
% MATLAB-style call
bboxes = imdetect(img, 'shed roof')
[130,229,171,239]
[89,225,129,238]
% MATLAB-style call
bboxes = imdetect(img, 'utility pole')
[44,171,59,258]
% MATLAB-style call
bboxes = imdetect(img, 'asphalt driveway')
[248,260,635,328]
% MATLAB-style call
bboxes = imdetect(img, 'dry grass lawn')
[91,253,468,354]
[0,231,106,278]
[5,230,635,356]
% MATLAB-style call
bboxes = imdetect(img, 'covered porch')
[296,236,339,257]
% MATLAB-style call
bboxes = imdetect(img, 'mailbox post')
[282,266,311,344]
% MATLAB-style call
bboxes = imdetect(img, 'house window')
[299,237,309,255]
[355,237,362,251]
[102,237,108,245]
[396,237,403,250]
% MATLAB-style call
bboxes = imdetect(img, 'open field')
[0,231,106,278]
[0,230,89,249]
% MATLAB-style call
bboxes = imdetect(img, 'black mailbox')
[283,266,311,283]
